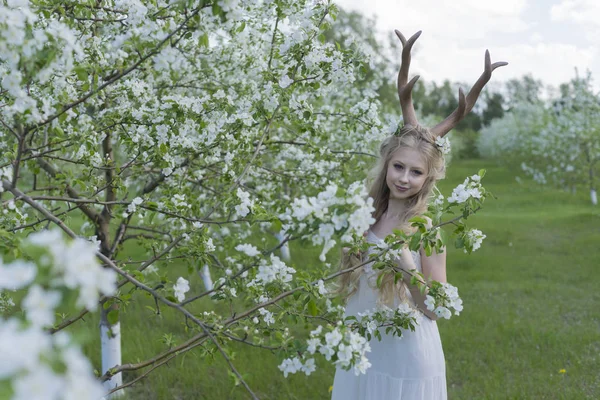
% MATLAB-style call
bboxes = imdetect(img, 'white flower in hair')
[435,136,451,155]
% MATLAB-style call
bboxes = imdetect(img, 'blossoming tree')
[1,0,491,398]
[478,73,599,205]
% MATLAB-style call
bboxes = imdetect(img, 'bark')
[275,231,291,261]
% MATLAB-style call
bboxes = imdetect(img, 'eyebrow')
[392,160,425,170]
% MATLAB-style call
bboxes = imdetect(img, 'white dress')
[331,230,447,400]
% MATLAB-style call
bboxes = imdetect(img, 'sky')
[335,0,600,92]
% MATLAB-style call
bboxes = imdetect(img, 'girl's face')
[386,147,428,200]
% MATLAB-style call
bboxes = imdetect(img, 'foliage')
[477,72,600,203]
[0,0,490,397]
[0,230,113,399]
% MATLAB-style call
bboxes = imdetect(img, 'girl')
[331,30,506,400]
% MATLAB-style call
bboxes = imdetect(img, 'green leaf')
[199,33,209,48]
[409,232,421,251]
[107,309,119,325]
[424,242,432,257]
[409,216,427,225]
[75,66,88,82]
[394,271,403,284]
[159,143,168,155]
[271,219,282,233]
[372,262,386,270]
[307,299,318,316]
[236,21,246,33]
[455,237,465,249]
[376,272,385,288]
[227,369,241,386]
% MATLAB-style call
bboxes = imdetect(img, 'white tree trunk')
[591,189,597,205]
[200,264,213,291]
[100,310,123,398]
[275,231,291,261]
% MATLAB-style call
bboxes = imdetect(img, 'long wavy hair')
[335,125,446,306]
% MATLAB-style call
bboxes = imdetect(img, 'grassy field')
[69,158,599,400]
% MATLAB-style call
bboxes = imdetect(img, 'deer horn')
[395,30,422,128]
[431,50,508,137]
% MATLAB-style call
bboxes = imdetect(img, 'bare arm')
[396,249,440,321]
[397,220,447,320]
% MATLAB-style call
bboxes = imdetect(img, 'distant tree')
[478,72,599,205]
[505,74,544,106]
[482,92,505,126]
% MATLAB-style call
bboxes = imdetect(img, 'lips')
[395,185,409,192]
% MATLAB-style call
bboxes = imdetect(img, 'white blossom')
[424,295,436,311]
[234,188,254,217]
[465,229,486,253]
[307,338,320,354]
[0,319,52,378]
[127,196,143,213]
[278,357,303,378]
[0,258,37,290]
[12,364,63,400]
[434,306,452,320]
[316,279,328,295]
[258,307,275,325]
[448,175,484,204]
[22,285,62,328]
[301,358,316,375]
[173,277,190,302]
[435,136,451,155]
[251,254,296,287]
[278,74,293,89]
[235,243,261,257]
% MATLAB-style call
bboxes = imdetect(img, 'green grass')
[68,159,600,399]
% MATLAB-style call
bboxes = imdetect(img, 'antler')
[395,30,422,127]
[431,50,508,137]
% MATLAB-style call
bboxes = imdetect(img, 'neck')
[383,197,410,222]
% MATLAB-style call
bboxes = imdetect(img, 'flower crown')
[393,123,451,155]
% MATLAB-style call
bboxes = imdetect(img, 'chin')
[391,192,414,200]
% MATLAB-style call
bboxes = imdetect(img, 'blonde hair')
[335,125,446,306]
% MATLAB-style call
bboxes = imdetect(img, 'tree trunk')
[275,231,290,261]
[590,162,597,205]
[99,131,123,396]
[199,264,213,291]
[100,307,123,397]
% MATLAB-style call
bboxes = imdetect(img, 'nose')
[398,170,409,183]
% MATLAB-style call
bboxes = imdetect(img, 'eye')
[412,170,423,176]
[394,164,404,170]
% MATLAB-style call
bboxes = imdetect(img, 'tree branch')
[29,4,211,133]
[34,157,101,223]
